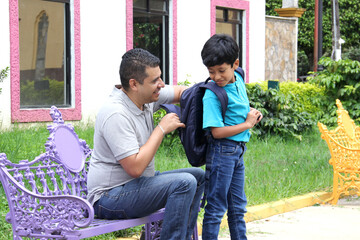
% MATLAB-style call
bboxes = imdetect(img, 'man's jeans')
[202,138,248,240]
[93,168,205,240]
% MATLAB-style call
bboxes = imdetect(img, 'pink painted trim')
[9,0,81,122]
[210,0,250,83]
[126,0,133,51]
[172,0,178,85]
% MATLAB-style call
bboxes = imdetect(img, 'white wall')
[0,0,11,128]
[80,0,127,123]
[177,0,212,85]
[177,0,265,84]
[249,0,266,82]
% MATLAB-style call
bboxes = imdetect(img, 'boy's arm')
[211,108,262,139]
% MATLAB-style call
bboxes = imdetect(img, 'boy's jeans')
[93,168,205,240]
[202,138,248,240]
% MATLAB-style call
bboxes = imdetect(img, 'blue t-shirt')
[202,71,251,142]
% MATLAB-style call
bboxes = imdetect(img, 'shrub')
[247,84,315,140]
[342,47,360,62]
[0,67,10,95]
[308,57,360,126]
[298,50,310,77]
[279,81,326,121]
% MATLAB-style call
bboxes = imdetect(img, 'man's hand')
[158,113,185,134]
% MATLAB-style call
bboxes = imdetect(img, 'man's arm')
[119,113,185,178]
[172,85,188,104]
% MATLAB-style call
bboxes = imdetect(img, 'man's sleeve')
[153,85,175,112]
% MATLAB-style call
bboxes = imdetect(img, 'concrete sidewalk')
[247,197,360,240]
[212,193,360,240]
[120,192,360,239]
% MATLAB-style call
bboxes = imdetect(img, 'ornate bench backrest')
[0,106,92,199]
[335,99,360,148]
[318,99,360,168]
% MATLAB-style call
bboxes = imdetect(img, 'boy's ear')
[233,59,240,69]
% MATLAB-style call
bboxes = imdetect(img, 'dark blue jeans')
[93,168,205,240]
[202,138,247,240]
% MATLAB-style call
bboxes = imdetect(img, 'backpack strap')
[202,79,228,119]
[160,103,181,117]
[235,67,245,82]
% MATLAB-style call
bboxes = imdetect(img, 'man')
[87,48,205,240]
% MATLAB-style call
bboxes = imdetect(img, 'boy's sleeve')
[202,89,225,129]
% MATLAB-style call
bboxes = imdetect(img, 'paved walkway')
[120,193,360,240]
[246,200,360,240]
[201,194,360,240]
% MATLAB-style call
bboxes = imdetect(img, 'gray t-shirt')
[87,85,174,206]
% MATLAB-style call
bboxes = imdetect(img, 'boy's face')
[207,59,239,87]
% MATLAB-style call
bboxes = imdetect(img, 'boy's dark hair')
[201,34,239,68]
[119,48,160,91]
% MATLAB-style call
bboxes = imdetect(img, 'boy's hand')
[246,109,262,128]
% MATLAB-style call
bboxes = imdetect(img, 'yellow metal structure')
[318,99,360,205]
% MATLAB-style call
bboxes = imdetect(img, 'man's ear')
[128,78,138,91]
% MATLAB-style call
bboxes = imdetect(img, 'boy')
[201,34,262,239]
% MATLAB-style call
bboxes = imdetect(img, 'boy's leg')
[94,168,204,240]
[227,144,247,240]
[202,140,237,239]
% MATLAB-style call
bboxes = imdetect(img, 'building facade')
[0,0,265,128]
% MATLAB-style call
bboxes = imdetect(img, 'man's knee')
[172,173,198,194]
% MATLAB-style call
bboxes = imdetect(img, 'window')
[10,0,81,122]
[18,0,71,108]
[133,0,170,84]
[216,7,244,68]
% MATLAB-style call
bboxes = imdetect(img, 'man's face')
[138,66,165,103]
[207,59,239,87]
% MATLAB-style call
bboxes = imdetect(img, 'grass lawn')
[0,124,332,239]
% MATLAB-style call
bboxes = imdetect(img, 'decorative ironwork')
[318,99,360,204]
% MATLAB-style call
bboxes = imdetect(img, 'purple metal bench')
[0,106,199,240]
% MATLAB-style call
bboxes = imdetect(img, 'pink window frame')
[9,0,82,123]
[125,0,178,85]
[211,0,250,83]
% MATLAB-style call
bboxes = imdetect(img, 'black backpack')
[161,67,245,167]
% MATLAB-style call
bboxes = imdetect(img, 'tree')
[266,0,360,71]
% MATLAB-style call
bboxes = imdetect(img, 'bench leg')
[192,224,199,240]
[145,221,162,240]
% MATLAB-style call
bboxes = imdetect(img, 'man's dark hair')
[119,48,160,91]
[201,34,239,68]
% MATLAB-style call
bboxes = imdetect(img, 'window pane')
[228,9,240,21]
[134,0,147,10]
[133,0,169,83]
[216,7,243,68]
[150,0,166,11]
[19,0,69,108]
[216,8,223,20]
[216,22,238,40]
